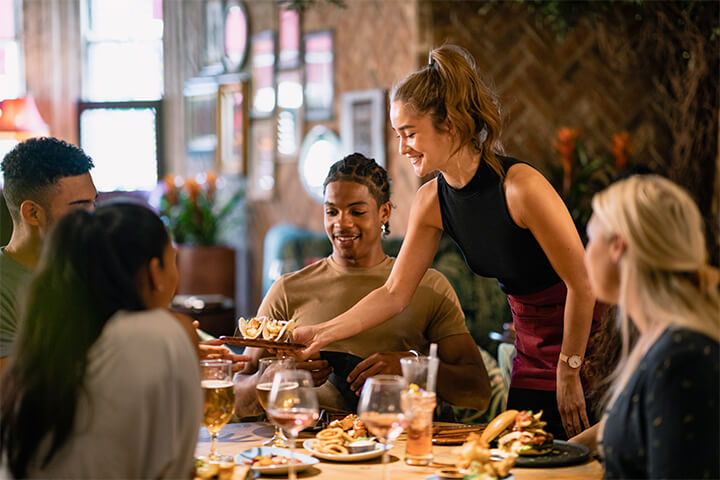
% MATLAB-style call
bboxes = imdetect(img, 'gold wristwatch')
[559,353,583,369]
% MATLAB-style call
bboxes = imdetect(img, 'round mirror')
[298,126,342,203]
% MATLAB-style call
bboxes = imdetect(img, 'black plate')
[513,440,590,468]
[319,351,364,411]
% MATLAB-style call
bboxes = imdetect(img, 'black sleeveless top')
[437,155,561,295]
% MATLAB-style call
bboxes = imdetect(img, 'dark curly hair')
[323,153,393,235]
[1,137,94,220]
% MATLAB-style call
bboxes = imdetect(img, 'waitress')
[294,44,597,439]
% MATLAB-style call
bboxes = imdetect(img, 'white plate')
[235,446,319,475]
[303,439,392,462]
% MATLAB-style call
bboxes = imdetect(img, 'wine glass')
[358,375,407,480]
[256,356,295,446]
[266,369,319,480]
[200,359,235,460]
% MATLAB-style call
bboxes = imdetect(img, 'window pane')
[85,41,163,100]
[0,42,21,99]
[0,0,14,40]
[87,0,162,40]
[80,108,158,191]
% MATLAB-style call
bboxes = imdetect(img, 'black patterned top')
[601,327,719,479]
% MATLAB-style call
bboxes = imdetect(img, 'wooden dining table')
[195,422,603,480]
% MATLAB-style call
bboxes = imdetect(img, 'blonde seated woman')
[572,175,719,479]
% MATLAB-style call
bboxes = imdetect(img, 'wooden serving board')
[219,336,306,350]
[432,424,486,445]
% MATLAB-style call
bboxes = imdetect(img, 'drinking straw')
[427,343,438,393]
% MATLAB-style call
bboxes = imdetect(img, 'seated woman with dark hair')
[0,203,203,479]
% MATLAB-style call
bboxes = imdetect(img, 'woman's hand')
[199,339,250,373]
[569,423,600,457]
[556,363,590,437]
[291,325,325,360]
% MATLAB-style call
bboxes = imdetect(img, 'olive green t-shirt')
[0,247,32,357]
[257,256,469,358]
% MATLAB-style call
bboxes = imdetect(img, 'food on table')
[262,318,296,341]
[238,316,266,339]
[242,454,300,467]
[479,409,554,456]
[193,456,240,480]
[312,413,373,455]
[456,432,516,479]
[238,316,297,342]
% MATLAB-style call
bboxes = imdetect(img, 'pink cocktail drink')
[402,390,436,465]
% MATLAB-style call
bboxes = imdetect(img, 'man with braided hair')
[234,153,491,417]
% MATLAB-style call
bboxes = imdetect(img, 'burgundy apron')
[507,282,568,391]
[508,282,606,391]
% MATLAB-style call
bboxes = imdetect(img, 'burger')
[478,409,554,456]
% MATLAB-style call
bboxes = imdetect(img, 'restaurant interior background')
[0,0,717,346]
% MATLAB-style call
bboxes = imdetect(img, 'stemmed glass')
[256,356,295,446]
[358,375,407,480]
[200,359,236,460]
[266,369,319,480]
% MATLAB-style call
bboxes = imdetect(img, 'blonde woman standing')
[582,175,719,478]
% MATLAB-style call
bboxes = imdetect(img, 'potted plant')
[154,171,245,299]
[549,128,626,240]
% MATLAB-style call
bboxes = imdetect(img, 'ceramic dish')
[489,440,590,468]
[235,447,318,475]
[513,440,590,467]
[303,439,392,462]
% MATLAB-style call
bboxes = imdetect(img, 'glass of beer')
[201,359,235,460]
[257,357,295,446]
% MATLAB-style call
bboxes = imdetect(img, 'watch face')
[569,356,582,368]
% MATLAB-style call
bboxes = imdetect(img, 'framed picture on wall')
[248,118,276,200]
[217,81,249,175]
[340,89,386,167]
[304,30,333,121]
[203,0,225,75]
[276,69,304,162]
[250,30,276,118]
[222,0,249,73]
[184,77,218,173]
[277,3,300,70]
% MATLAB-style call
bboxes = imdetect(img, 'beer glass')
[201,359,235,459]
[358,375,407,480]
[267,369,319,480]
[256,356,295,446]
